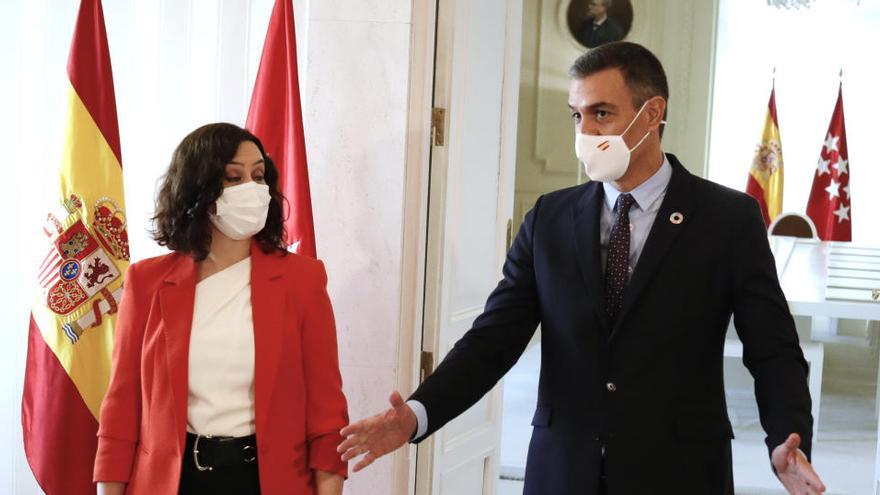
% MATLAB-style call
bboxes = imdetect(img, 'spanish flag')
[22,1,128,493]
[746,87,785,226]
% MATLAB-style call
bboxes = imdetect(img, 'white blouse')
[187,257,256,437]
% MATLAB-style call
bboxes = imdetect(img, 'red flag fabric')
[22,317,98,494]
[806,86,851,241]
[246,0,316,257]
[22,1,128,494]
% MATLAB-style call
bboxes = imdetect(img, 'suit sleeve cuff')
[406,400,428,442]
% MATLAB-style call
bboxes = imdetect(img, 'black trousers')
[178,435,261,495]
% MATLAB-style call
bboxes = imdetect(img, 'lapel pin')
[669,212,684,225]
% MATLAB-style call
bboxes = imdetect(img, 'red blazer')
[94,243,348,494]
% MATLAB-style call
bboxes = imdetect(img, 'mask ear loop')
[621,101,652,152]
[621,101,649,137]
[628,129,652,153]
[625,105,667,153]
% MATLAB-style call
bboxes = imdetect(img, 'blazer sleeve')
[730,198,813,459]
[408,196,543,441]
[302,260,349,478]
[93,262,147,482]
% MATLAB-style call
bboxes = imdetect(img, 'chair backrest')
[768,212,818,239]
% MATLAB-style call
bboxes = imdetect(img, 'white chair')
[768,212,818,239]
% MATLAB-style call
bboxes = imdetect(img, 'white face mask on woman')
[209,181,271,240]
[574,102,663,182]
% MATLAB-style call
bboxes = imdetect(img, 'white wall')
[708,0,880,244]
[303,1,415,493]
[628,0,719,179]
[1,0,416,493]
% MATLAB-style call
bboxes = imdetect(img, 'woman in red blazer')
[94,123,348,495]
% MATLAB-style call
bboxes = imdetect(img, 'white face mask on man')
[209,181,271,240]
[574,101,664,183]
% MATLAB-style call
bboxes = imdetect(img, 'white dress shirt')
[600,155,672,272]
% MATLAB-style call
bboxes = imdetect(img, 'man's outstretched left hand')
[772,433,826,495]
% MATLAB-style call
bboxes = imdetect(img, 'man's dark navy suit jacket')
[410,154,812,494]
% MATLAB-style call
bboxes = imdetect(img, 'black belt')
[186,432,257,471]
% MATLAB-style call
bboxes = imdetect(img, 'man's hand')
[338,390,418,472]
[772,433,826,495]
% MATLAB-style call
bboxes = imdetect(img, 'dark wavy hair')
[151,123,287,260]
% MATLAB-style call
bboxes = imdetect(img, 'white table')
[773,236,880,320]
[769,236,880,493]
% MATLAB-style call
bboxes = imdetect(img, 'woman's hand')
[314,470,344,495]
[96,482,126,495]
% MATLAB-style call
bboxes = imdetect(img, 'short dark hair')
[151,123,287,261]
[569,41,669,110]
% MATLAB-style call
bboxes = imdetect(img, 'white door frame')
[398,0,524,493]
[393,0,439,492]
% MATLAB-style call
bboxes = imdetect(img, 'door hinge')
[506,218,513,251]
[431,107,446,146]
[420,351,435,381]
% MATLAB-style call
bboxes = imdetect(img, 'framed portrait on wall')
[567,0,634,48]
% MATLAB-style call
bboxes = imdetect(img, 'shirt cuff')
[406,400,428,441]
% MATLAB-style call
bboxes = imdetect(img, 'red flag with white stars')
[806,86,851,241]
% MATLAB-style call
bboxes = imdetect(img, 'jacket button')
[606,382,617,392]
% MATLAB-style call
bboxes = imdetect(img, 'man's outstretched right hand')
[338,390,418,472]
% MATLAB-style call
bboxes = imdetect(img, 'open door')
[414,0,521,493]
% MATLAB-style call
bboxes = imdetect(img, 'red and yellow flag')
[21,1,128,493]
[746,87,785,226]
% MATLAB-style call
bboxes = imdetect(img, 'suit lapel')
[611,155,695,338]
[157,253,196,447]
[572,181,612,336]
[249,243,285,431]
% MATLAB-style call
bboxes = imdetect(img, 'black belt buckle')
[191,433,258,471]
[193,434,214,472]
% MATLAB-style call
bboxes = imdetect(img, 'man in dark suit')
[578,0,625,47]
[339,42,826,494]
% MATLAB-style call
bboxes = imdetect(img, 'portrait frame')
[566,0,634,49]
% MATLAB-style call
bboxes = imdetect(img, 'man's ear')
[646,96,667,131]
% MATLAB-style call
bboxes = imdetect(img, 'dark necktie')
[605,193,636,320]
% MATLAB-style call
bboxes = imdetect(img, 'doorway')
[410,0,522,494]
